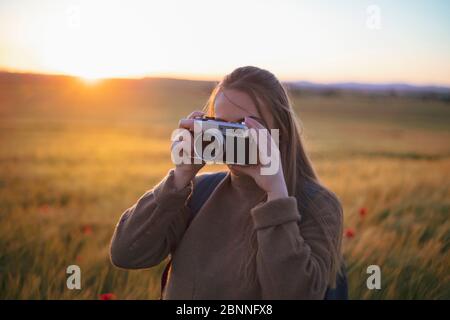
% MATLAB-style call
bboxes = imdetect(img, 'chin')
[227,164,238,174]
[227,164,244,176]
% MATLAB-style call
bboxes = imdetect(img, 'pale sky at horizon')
[0,0,449,85]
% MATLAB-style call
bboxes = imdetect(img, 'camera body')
[192,117,252,165]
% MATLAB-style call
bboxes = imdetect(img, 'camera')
[192,117,253,165]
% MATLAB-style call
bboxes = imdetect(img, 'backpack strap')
[187,172,227,220]
[159,172,227,299]
[324,264,349,300]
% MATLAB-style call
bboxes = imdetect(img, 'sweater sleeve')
[110,169,193,269]
[251,193,342,299]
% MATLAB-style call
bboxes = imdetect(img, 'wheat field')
[0,74,449,299]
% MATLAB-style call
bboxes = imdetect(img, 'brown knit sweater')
[110,169,342,299]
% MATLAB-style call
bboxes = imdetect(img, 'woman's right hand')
[172,110,205,190]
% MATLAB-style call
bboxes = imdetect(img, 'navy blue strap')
[324,264,349,300]
[187,172,227,218]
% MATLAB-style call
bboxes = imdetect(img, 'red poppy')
[38,204,50,214]
[344,228,355,238]
[81,224,93,235]
[99,293,116,300]
[359,207,367,218]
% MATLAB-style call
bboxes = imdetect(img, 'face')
[214,89,259,123]
[213,89,275,174]
[213,89,275,128]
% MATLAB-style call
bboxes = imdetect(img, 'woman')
[110,66,344,299]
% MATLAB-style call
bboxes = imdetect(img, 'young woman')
[110,66,344,299]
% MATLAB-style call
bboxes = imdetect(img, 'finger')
[170,140,190,154]
[188,110,205,119]
[245,117,281,166]
[245,116,271,149]
[170,140,179,151]
[246,116,277,145]
[178,118,195,130]
[245,116,266,130]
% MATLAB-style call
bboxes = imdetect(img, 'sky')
[0,0,449,85]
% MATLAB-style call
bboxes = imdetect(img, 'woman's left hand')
[229,116,289,202]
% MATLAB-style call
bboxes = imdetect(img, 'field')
[0,73,449,299]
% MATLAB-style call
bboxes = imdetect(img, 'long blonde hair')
[204,66,343,289]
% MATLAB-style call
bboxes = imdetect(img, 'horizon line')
[1,68,450,89]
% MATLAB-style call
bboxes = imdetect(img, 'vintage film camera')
[192,116,254,165]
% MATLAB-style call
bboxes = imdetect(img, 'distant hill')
[1,71,449,93]
[288,81,450,96]
[0,71,214,90]
[0,71,215,119]
[0,71,448,121]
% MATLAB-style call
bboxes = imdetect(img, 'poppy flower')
[359,207,367,218]
[99,293,116,300]
[38,204,50,214]
[81,224,93,235]
[344,228,355,238]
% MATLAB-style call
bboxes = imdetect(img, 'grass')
[0,75,449,299]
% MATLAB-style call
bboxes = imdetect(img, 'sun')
[78,74,103,85]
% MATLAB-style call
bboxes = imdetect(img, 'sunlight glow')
[0,0,449,84]
[79,75,103,85]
